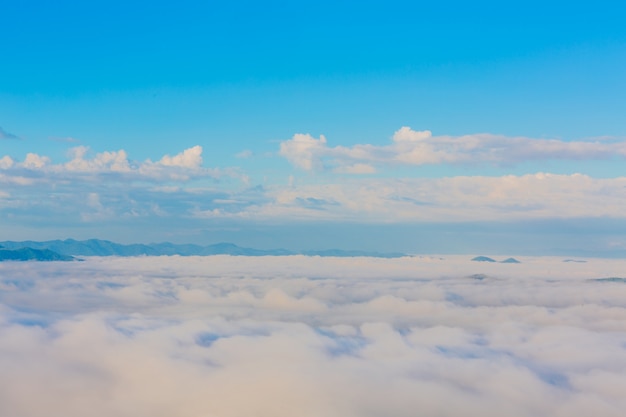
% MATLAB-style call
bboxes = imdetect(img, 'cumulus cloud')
[0,155,14,169]
[64,146,131,172]
[0,145,251,226]
[279,127,626,171]
[23,153,50,169]
[159,145,203,168]
[2,151,626,227]
[1,255,625,417]
[2,132,626,232]
[0,145,216,181]
[279,133,328,170]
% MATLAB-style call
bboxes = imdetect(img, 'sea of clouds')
[1,255,625,417]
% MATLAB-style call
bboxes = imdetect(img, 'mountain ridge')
[0,247,76,262]
[0,239,407,259]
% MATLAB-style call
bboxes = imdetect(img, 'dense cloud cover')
[1,255,626,416]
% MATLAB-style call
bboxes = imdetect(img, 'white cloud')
[64,146,131,172]
[0,256,625,417]
[0,145,247,225]
[0,145,221,183]
[159,145,203,168]
[279,127,626,171]
[392,126,433,142]
[79,192,115,221]
[2,149,626,227]
[0,155,14,169]
[279,133,328,170]
[2,131,626,230]
[220,174,626,222]
[333,163,377,174]
[22,153,50,169]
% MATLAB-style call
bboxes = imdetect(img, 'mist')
[1,255,625,417]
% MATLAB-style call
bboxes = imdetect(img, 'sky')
[2,0,626,254]
[1,255,626,416]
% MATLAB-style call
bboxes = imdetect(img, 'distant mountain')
[470,256,521,263]
[0,239,407,258]
[591,277,626,283]
[500,257,521,264]
[0,247,75,262]
[471,256,497,262]
[303,249,407,258]
[0,239,159,257]
[468,273,488,280]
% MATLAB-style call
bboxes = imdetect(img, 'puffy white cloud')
[392,126,433,142]
[0,145,248,226]
[279,127,626,171]
[22,153,50,169]
[279,133,328,170]
[64,146,131,172]
[0,146,213,180]
[1,255,625,417]
[159,145,203,168]
[2,131,626,232]
[2,150,626,229]
[0,155,14,169]
[1,145,214,181]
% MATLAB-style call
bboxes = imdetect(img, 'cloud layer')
[0,145,247,226]
[1,144,214,181]
[1,256,625,417]
[280,127,626,172]
[195,174,626,222]
[2,128,626,245]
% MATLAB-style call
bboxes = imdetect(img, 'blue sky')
[1,0,626,254]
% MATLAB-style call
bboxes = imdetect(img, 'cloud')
[279,127,626,171]
[2,147,626,229]
[333,163,377,174]
[0,156,14,169]
[216,174,626,222]
[2,133,626,233]
[0,255,625,417]
[0,127,20,140]
[279,133,328,170]
[23,153,51,169]
[63,146,131,172]
[0,145,250,226]
[159,145,203,168]
[1,145,220,182]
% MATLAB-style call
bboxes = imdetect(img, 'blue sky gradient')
[2,0,626,254]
